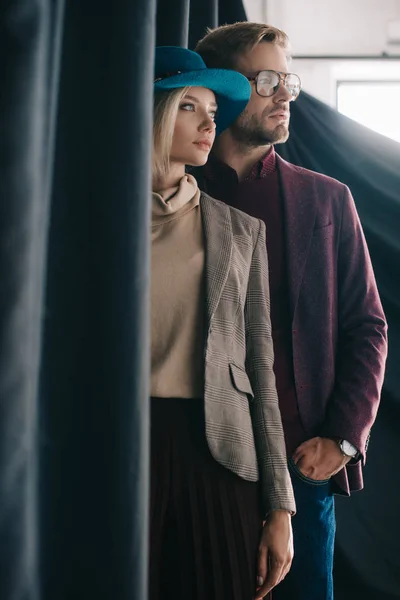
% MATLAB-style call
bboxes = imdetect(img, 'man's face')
[232,42,294,146]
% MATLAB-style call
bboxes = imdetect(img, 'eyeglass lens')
[257,70,301,98]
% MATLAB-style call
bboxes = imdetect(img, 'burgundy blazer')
[274,155,388,494]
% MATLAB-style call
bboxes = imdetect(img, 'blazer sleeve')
[245,219,296,516]
[320,185,388,462]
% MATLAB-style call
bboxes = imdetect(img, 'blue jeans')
[273,458,336,600]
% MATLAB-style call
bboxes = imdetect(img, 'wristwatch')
[337,439,359,459]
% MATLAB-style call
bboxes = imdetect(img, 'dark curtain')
[1,0,156,599]
[0,2,58,598]
[156,0,246,49]
[1,0,399,599]
[277,92,400,600]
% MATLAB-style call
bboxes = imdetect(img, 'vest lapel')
[277,156,317,319]
[200,193,233,330]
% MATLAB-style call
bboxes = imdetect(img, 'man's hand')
[292,436,351,481]
[255,510,293,599]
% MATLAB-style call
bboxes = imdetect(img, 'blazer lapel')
[277,155,317,319]
[200,193,233,330]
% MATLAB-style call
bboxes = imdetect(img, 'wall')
[243,0,400,55]
[291,58,400,106]
[243,0,400,107]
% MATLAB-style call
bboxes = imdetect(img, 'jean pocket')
[288,458,330,486]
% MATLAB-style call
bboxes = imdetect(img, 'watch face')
[342,440,357,457]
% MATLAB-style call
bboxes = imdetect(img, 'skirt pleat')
[149,397,266,600]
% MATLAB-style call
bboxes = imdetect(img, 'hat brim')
[154,69,251,135]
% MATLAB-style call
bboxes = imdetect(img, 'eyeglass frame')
[245,69,302,100]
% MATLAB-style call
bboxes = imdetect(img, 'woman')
[150,46,295,600]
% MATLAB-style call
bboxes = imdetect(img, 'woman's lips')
[193,140,212,151]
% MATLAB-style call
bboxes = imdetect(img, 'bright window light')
[337,82,400,143]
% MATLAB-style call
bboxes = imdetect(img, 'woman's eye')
[209,111,217,119]
[180,103,195,111]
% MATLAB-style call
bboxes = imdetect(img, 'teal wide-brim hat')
[154,46,251,135]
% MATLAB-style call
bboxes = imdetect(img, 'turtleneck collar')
[152,174,200,225]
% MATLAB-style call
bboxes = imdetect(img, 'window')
[337,81,400,143]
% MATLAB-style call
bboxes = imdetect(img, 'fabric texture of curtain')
[1,2,66,597]
[1,1,156,599]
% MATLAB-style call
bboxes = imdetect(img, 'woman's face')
[170,87,217,168]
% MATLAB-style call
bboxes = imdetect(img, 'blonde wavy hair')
[152,86,191,187]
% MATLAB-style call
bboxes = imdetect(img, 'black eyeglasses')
[246,70,301,100]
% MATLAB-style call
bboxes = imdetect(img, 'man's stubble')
[230,107,290,149]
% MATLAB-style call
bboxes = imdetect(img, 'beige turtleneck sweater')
[151,174,205,399]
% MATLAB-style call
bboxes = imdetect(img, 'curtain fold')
[188,0,247,49]
[157,0,190,47]
[38,2,156,599]
[0,1,64,597]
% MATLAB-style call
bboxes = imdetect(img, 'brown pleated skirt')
[149,397,265,600]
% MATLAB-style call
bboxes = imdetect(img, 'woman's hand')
[255,510,294,599]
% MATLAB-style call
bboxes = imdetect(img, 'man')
[194,22,388,600]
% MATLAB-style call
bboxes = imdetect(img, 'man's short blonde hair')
[152,87,190,187]
[195,22,290,70]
